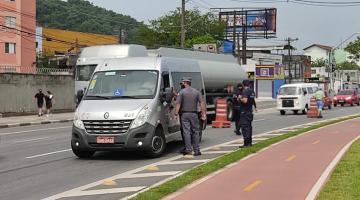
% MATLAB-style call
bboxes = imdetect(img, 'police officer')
[238,80,254,148]
[175,77,206,156]
[233,83,244,135]
[249,84,257,113]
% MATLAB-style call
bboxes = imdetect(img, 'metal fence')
[0,66,73,75]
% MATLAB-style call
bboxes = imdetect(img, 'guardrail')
[0,66,73,75]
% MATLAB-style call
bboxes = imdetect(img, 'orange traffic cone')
[212,98,231,128]
[307,97,318,118]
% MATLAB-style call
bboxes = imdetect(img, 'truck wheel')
[293,110,298,115]
[357,102,360,106]
[350,103,354,106]
[71,142,95,159]
[280,110,286,115]
[227,101,234,121]
[146,128,166,158]
[328,105,332,109]
[334,104,337,107]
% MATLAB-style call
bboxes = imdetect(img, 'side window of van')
[307,87,313,94]
[171,72,204,93]
[161,73,170,90]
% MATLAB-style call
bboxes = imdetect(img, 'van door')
[160,72,179,135]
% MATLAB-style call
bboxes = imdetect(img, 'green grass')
[316,138,360,200]
[131,115,360,200]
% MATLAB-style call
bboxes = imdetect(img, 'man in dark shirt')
[233,83,243,135]
[238,80,254,148]
[35,89,45,117]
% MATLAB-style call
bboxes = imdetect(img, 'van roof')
[79,44,147,59]
[281,83,318,87]
[95,56,201,72]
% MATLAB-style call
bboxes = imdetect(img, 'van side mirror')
[303,91,307,96]
[161,87,173,103]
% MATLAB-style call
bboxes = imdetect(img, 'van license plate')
[97,136,114,144]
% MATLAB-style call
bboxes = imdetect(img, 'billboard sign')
[219,8,276,35]
[256,65,275,79]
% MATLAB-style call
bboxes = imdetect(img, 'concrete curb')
[0,119,73,129]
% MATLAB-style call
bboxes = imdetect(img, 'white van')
[277,83,319,115]
[72,56,205,158]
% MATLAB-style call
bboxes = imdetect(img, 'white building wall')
[303,46,330,62]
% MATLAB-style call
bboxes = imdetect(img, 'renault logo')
[104,112,109,119]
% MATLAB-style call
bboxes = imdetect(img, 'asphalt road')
[0,105,359,200]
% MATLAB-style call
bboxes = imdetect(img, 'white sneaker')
[46,114,49,117]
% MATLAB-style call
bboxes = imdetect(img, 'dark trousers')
[181,113,200,152]
[240,112,253,146]
[233,107,241,134]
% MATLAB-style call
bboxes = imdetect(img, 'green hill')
[36,0,142,35]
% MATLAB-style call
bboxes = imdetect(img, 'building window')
[5,42,16,54]
[5,16,16,28]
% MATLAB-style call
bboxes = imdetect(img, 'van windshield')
[278,87,301,95]
[85,70,159,100]
[76,64,97,81]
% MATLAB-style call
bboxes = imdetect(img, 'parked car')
[333,89,360,107]
[323,91,333,109]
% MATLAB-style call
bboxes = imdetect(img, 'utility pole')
[180,0,186,48]
[286,37,298,84]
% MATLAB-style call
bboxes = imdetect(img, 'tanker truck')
[155,47,247,121]
[71,47,247,158]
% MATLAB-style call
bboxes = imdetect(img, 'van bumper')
[71,123,156,151]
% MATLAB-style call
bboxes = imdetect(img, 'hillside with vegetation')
[36,0,142,35]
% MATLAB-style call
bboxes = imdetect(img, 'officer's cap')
[242,79,250,86]
[181,77,192,82]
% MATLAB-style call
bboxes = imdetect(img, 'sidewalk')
[0,112,73,129]
[165,118,360,200]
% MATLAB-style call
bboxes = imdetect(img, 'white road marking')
[125,171,181,178]
[222,144,242,147]
[306,135,360,200]
[161,159,210,165]
[0,126,71,136]
[202,150,233,154]
[26,149,72,159]
[60,187,146,198]
[14,137,50,144]
[253,119,266,122]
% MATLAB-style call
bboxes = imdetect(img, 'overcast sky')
[86,0,360,50]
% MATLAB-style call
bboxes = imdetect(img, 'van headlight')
[295,100,300,105]
[346,97,351,100]
[73,112,85,130]
[130,106,152,129]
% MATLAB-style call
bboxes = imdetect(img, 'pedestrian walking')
[238,80,254,148]
[233,83,243,135]
[175,77,206,156]
[34,89,45,117]
[314,88,325,118]
[45,91,54,117]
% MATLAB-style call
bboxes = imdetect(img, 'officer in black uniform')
[238,80,254,148]
[233,83,244,135]
[175,77,206,156]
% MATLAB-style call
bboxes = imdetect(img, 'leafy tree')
[345,36,360,61]
[135,8,225,48]
[311,58,326,68]
[337,61,359,70]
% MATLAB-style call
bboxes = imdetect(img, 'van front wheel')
[146,128,166,158]
[280,110,286,115]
